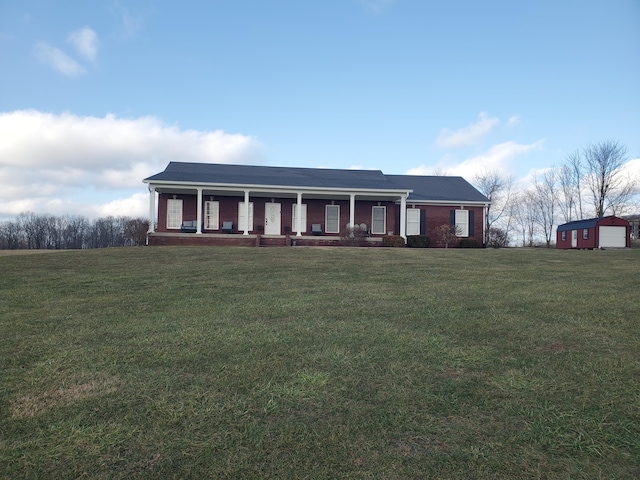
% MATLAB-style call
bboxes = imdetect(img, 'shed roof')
[556,216,627,232]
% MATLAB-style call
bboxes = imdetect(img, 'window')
[406,208,420,236]
[325,205,340,233]
[561,231,566,241]
[204,201,219,230]
[292,204,307,232]
[238,202,254,232]
[583,228,589,240]
[166,198,183,229]
[372,206,386,234]
[455,210,469,237]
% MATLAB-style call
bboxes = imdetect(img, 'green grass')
[1,247,639,479]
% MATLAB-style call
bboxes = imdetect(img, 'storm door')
[264,203,281,235]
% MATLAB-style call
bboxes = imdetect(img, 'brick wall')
[156,193,484,245]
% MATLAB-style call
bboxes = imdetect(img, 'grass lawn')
[1,246,639,479]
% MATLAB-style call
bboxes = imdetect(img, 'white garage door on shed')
[599,226,626,248]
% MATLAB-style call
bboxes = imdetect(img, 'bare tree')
[125,218,150,246]
[564,150,584,219]
[531,169,558,247]
[473,170,515,243]
[511,191,538,247]
[583,140,635,217]
[0,220,25,249]
[63,215,89,249]
[558,152,582,223]
[18,212,48,249]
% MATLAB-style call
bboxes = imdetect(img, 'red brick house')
[556,216,630,249]
[143,162,489,247]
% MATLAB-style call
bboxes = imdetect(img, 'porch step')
[259,236,289,247]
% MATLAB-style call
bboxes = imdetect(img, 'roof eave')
[400,199,490,206]
[144,179,411,196]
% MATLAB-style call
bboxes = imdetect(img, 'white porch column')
[148,186,156,233]
[483,203,488,244]
[243,190,250,235]
[400,194,407,240]
[296,192,302,237]
[196,188,203,234]
[349,194,355,230]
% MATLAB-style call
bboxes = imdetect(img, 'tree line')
[0,212,149,250]
[475,140,638,247]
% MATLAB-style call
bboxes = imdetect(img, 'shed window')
[583,228,589,240]
[325,205,340,233]
[372,206,386,234]
[167,199,183,229]
[561,231,566,241]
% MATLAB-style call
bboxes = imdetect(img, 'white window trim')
[238,202,254,232]
[167,198,183,229]
[406,208,420,236]
[292,203,307,233]
[455,209,469,237]
[204,200,219,230]
[325,205,340,233]
[371,206,386,235]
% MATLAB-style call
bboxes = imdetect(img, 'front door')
[571,230,577,248]
[265,203,281,235]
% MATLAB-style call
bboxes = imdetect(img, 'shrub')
[434,224,460,248]
[406,235,430,248]
[486,227,509,248]
[340,225,368,247]
[382,235,405,247]
[459,238,480,248]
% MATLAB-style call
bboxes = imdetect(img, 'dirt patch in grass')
[10,374,121,419]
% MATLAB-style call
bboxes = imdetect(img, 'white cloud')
[68,27,99,62]
[0,110,264,219]
[407,140,544,179]
[33,41,86,76]
[93,192,148,218]
[620,157,640,178]
[108,2,142,38]
[435,112,499,149]
[506,115,520,127]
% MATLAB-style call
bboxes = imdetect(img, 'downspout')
[196,188,203,234]
[148,185,156,233]
[400,194,407,240]
[483,203,488,246]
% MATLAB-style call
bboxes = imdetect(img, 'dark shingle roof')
[387,175,489,203]
[144,162,489,203]
[556,216,628,232]
[144,162,403,191]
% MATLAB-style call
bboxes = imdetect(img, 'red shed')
[556,216,630,249]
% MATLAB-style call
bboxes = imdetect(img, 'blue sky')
[1,0,639,220]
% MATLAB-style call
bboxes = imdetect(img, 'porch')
[147,232,385,247]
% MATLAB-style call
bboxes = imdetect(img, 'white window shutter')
[238,202,254,231]
[292,204,307,232]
